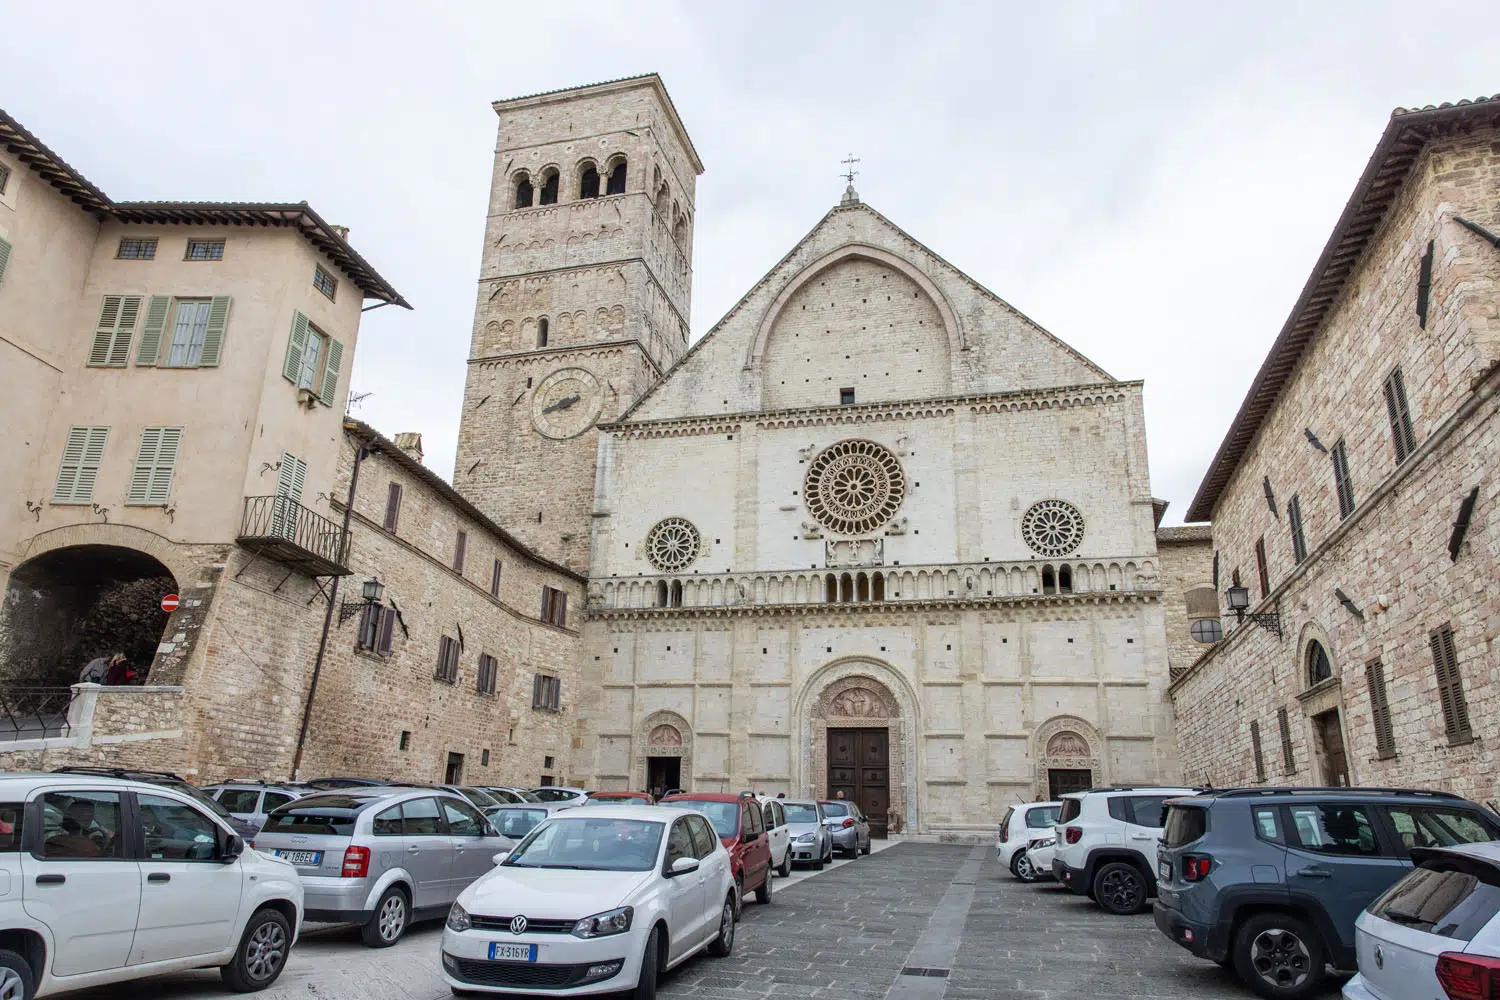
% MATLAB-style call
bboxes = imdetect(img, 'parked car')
[998,800,1063,880]
[1345,842,1500,1000]
[254,786,509,947]
[0,772,302,997]
[585,791,655,805]
[480,786,543,804]
[53,766,258,842]
[442,805,737,996]
[1020,834,1058,883]
[756,796,793,877]
[819,800,872,858]
[204,782,306,834]
[659,792,774,910]
[531,786,590,806]
[779,799,833,869]
[304,777,388,790]
[1052,785,1196,915]
[484,805,553,843]
[1153,787,1500,999]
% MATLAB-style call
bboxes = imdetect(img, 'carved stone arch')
[634,709,693,791]
[793,656,920,834]
[746,243,966,369]
[1297,618,1338,689]
[1033,715,1106,798]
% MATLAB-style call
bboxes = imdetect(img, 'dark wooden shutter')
[1263,477,1278,516]
[540,588,552,622]
[1384,368,1417,463]
[1287,496,1307,563]
[1277,708,1295,774]
[1211,551,1219,589]
[1365,659,1396,759]
[1429,624,1471,740]
[383,482,402,532]
[1331,440,1355,519]
[1250,721,1266,782]
[1417,239,1434,328]
[532,674,543,708]
[490,559,502,597]
[1254,538,1270,599]
[453,530,467,574]
[377,608,396,655]
[555,591,567,628]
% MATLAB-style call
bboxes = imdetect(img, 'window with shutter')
[1428,624,1471,741]
[1331,439,1356,519]
[490,559,502,598]
[1384,368,1418,464]
[0,235,11,284]
[356,605,380,651]
[477,653,497,695]
[1277,708,1296,774]
[134,296,172,366]
[376,607,396,655]
[270,452,307,538]
[319,336,343,407]
[52,426,109,504]
[198,296,230,367]
[88,295,143,367]
[383,482,402,532]
[1250,721,1266,782]
[1254,537,1270,599]
[453,531,467,574]
[127,427,183,505]
[162,299,212,367]
[297,331,323,391]
[1366,658,1396,759]
[1287,495,1308,564]
[436,635,459,684]
[282,312,311,383]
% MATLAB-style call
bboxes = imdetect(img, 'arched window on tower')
[673,214,688,245]
[670,581,683,608]
[1042,565,1057,595]
[655,581,668,608]
[606,158,627,195]
[825,574,837,603]
[1059,565,1073,594]
[872,573,885,602]
[656,182,670,218]
[514,173,533,209]
[537,317,549,348]
[539,168,559,205]
[579,165,600,199]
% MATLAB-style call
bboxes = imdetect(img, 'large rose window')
[1021,499,1085,557]
[645,517,701,571]
[803,440,907,536]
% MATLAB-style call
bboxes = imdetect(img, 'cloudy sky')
[4,2,1498,523]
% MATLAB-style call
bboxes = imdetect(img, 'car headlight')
[573,906,632,938]
[446,902,471,932]
[796,833,816,843]
[1032,838,1055,849]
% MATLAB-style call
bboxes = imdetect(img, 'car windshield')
[1027,806,1062,828]
[487,807,549,839]
[585,795,643,806]
[783,803,819,824]
[148,777,234,820]
[822,802,850,818]
[512,788,543,803]
[663,799,739,838]
[532,788,579,802]
[460,787,500,808]
[504,817,663,871]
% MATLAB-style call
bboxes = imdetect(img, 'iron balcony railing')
[0,687,73,742]
[236,495,351,577]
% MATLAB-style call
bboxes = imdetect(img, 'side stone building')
[1173,96,1500,799]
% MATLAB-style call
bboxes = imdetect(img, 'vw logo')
[1374,945,1384,970]
[510,915,527,935]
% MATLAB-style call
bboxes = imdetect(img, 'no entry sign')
[160,594,180,614]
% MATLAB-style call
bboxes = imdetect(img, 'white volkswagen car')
[442,805,737,997]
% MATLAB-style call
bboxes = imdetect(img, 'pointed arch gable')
[746,243,965,369]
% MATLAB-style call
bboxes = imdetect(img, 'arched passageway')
[1,545,177,686]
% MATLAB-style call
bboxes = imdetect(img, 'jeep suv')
[1051,786,1196,915]
[1152,787,1500,999]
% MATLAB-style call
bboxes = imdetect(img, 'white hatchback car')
[442,805,736,997]
[0,773,303,998]
[997,801,1062,880]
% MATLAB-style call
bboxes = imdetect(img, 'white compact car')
[0,772,303,998]
[1345,842,1500,1000]
[997,801,1062,880]
[755,797,793,878]
[442,805,737,997]
[1018,835,1058,883]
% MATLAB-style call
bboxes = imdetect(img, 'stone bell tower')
[453,74,703,572]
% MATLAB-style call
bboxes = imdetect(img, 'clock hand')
[542,394,581,414]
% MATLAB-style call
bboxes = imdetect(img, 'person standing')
[78,655,109,684]
[104,654,132,686]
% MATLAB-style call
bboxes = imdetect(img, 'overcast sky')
[5,2,1498,524]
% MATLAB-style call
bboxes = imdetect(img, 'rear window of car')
[1058,797,1083,823]
[0,803,23,851]
[822,802,850,818]
[533,788,577,802]
[1369,860,1500,941]
[783,803,820,824]
[1026,806,1061,828]
[259,795,366,836]
[491,808,548,839]
[1108,796,1171,828]
[1162,805,1207,848]
[663,799,740,838]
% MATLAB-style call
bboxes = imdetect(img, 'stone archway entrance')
[635,711,692,798]
[0,544,177,685]
[1033,716,1105,800]
[812,675,905,837]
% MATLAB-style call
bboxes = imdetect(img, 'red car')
[660,791,773,912]
[584,790,654,805]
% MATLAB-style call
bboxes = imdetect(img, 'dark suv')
[1153,786,1500,999]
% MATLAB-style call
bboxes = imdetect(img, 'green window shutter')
[89,296,124,366]
[53,426,109,504]
[282,312,310,383]
[135,295,172,366]
[0,235,11,284]
[108,296,142,367]
[198,296,231,367]
[275,452,307,503]
[89,296,143,367]
[319,337,343,406]
[128,428,163,504]
[128,427,182,504]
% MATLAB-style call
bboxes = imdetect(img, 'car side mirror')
[491,850,511,866]
[219,832,244,863]
[667,856,700,877]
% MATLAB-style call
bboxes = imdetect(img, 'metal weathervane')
[840,153,860,185]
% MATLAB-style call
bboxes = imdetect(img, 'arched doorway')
[1033,716,1105,799]
[635,710,692,798]
[0,545,177,686]
[801,666,918,837]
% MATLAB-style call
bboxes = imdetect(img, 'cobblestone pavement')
[70,841,1344,1000]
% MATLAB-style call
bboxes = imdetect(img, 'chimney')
[392,432,424,465]
[330,224,350,241]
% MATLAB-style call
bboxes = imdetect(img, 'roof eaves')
[0,107,112,214]
[1185,95,1500,523]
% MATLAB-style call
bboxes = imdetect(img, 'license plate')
[489,942,538,962]
[1159,861,1171,883]
[275,850,322,866]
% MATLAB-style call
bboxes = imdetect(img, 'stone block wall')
[1155,526,1216,677]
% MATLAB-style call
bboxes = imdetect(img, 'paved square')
[67,842,1343,999]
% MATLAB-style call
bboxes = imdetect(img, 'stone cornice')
[602,379,1140,438]
[586,590,1160,623]
[468,339,662,378]
[479,257,691,335]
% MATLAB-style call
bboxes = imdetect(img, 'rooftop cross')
[840,153,861,185]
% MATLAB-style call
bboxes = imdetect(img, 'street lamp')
[1224,584,1282,638]
[339,577,385,625]
[1226,585,1250,612]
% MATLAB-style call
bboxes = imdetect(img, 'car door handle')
[1295,867,1332,879]
[35,874,65,885]
[1129,834,1156,840]
[407,845,421,853]
[148,873,171,884]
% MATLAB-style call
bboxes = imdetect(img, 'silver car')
[820,799,872,857]
[204,781,306,833]
[484,803,554,842]
[254,786,509,947]
[780,798,833,868]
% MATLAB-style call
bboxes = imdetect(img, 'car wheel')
[777,850,791,878]
[755,868,773,904]
[1012,852,1041,883]
[220,907,291,992]
[632,927,661,1000]
[0,948,35,1000]
[734,875,744,919]
[861,839,871,856]
[708,896,736,957]
[1092,862,1148,915]
[361,885,409,947]
[1232,912,1324,1000]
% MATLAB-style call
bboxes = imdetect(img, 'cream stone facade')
[1173,98,1500,799]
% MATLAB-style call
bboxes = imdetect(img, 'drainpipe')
[290,434,372,780]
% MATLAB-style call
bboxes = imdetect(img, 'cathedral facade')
[458,75,1190,835]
